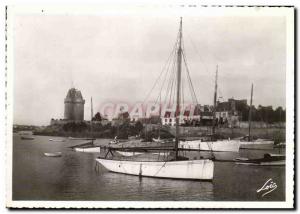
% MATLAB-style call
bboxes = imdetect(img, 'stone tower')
[64,88,85,121]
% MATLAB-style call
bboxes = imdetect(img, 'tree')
[93,112,102,121]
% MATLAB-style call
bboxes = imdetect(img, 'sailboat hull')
[116,151,171,157]
[96,158,214,180]
[239,140,274,150]
[179,140,240,152]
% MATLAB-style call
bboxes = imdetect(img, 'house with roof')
[161,107,201,126]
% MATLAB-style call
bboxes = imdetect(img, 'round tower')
[64,88,85,121]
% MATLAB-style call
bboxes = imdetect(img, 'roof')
[65,88,84,102]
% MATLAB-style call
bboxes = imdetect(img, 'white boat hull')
[96,158,214,180]
[179,140,240,152]
[116,151,170,157]
[74,147,101,153]
[240,140,274,150]
[116,151,143,156]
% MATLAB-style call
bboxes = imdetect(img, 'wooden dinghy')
[69,140,100,153]
[235,153,285,166]
[44,152,62,157]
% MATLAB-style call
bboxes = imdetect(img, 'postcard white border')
[5,4,294,209]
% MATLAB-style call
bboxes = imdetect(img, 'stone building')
[64,88,85,121]
[215,98,247,127]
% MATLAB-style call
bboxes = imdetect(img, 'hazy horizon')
[13,14,286,126]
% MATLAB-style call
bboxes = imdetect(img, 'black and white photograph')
[5,5,294,209]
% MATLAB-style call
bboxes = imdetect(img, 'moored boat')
[239,85,274,150]
[68,137,95,140]
[239,139,274,150]
[44,152,62,157]
[96,158,214,180]
[74,146,101,153]
[179,139,240,152]
[21,136,35,140]
[235,153,285,166]
[274,142,286,148]
[49,138,65,142]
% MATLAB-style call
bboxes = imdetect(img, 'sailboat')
[179,66,240,152]
[96,18,214,180]
[73,97,101,153]
[239,84,274,150]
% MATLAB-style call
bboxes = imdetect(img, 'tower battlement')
[64,88,85,121]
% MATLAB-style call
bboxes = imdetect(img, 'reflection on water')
[13,135,285,201]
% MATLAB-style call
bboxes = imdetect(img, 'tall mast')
[248,84,253,141]
[174,17,183,160]
[212,65,218,136]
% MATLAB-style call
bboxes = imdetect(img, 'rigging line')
[142,35,179,105]
[163,51,177,105]
[182,39,197,104]
[167,66,175,106]
[160,35,180,105]
[169,61,176,106]
[185,30,211,74]
[162,43,179,104]
[182,39,198,105]
[217,88,224,101]
[166,54,177,105]
[182,53,198,105]
[182,48,199,105]
[170,55,178,106]
[181,71,184,108]
[163,67,174,105]
[183,61,196,105]
[154,50,176,106]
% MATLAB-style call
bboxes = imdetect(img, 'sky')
[13,14,286,125]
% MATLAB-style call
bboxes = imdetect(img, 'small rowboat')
[44,152,62,157]
[21,136,35,140]
[235,153,285,166]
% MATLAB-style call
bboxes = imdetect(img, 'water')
[13,134,285,201]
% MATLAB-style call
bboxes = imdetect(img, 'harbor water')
[13,134,285,201]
